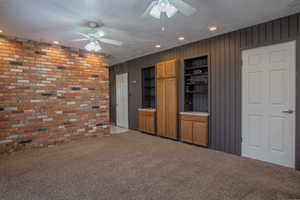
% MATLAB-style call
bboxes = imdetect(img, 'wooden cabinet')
[157,79,165,136]
[193,122,208,146]
[180,113,209,147]
[156,62,165,78]
[180,120,193,143]
[138,109,156,135]
[156,59,180,140]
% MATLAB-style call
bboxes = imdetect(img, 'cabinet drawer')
[180,114,208,122]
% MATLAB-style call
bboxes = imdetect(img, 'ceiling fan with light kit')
[143,0,197,19]
[71,21,123,52]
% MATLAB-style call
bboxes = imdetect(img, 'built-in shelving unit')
[184,56,209,112]
[142,66,155,108]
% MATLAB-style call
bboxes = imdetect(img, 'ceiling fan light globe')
[165,3,178,18]
[96,30,105,38]
[85,41,102,52]
[150,5,162,19]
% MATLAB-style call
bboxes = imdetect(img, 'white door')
[116,73,129,128]
[242,41,296,168]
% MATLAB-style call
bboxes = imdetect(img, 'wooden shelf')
[185,73,208,77]
[184,56,209,113]
[142,66,156,108]
[185,65,208,70]
[185,83,206,86]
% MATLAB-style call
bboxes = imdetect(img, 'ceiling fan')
[143,0,197,19]
[71,22,123,52]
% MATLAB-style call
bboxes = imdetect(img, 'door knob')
[282,109,294,114]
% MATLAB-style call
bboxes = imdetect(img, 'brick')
[46,78,56,81]
[18,139,32,144]
[12,124,24,128]
[31,100,41,103]
[0,35,109,153]
[41,93,53,97]
[17,80,30,83]
[10,69,23,72]
[5,107,17,111]
[43,118,53,122]
[0,140,13,145]
[35,50,47,55]
[37,128,47,132]
[10,61,23,65]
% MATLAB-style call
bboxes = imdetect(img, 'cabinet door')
[193,122,208,146]
[165,60,177,78]
[156,79,165,136]
[138,112,145,132]
[165,78,177,139]
[145,114,155,134]
[156,62,165,78]
[181,120,193,143]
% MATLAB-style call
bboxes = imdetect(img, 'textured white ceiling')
[0,0,299,65]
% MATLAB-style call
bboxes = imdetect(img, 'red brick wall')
[0,36,110,153]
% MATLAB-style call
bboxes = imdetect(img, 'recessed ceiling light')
[155,44,161,48]
[53,41,59,44]
[178,36,185,41]
[0,30,3,33]
[209,26,218,32]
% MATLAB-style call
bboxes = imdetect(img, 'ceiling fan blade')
[99,38,123,46]
[169,0,197,16]
[78,32,90,38]
[142,1,159,18]
[70,38,89,42]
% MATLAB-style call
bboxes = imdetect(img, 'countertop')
[138,108,156,112]
[180,112,209,117]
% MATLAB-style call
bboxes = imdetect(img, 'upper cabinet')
[156,59,179,79]
[165,60,177,78]
[156,62,165,79]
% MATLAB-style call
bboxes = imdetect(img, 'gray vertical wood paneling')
[110,13,300,169]
[289,14,298,37]
[273,19,281,41]
[259,23,266,44]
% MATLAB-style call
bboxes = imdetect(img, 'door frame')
[241,40,297,168]
[116,72,129,129]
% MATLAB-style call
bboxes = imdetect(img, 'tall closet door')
[156,79,165,136]
[165,78,177,139]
